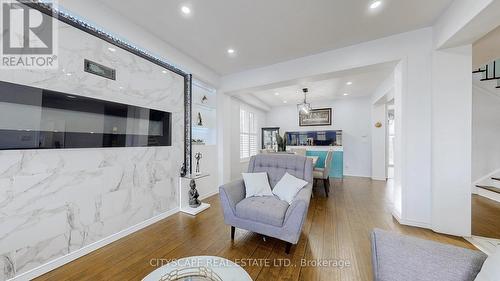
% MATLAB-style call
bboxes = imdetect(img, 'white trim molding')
[392,212,431,229]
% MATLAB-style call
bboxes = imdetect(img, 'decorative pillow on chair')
[272,172,308,204]
[474,248,500,281]
[242,172,273,198]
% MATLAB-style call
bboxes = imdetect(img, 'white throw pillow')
[475,248,500,281]
[272,172,308,204]
[242,172,273,198]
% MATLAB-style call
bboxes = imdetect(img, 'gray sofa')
[371,229,487,281]
[219,154,313,253]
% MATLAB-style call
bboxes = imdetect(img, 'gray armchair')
[219,154,313,254]
[371,229,487,281]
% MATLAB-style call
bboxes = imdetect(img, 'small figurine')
[189,179,201,208]
[195,152,203,174]
[180,163,186,177]
[197,112,203,126]
[201,95,208,104]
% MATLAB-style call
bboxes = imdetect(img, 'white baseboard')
[477,188,500,203]
[392,210,402,223]
[10,207,179,281]
[343,173,371,178]
[392,211,431,229]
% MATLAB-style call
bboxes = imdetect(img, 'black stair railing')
[473,59,500,88]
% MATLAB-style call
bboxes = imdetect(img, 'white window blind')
[240,109,258,160]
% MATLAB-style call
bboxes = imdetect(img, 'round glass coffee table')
[142,256,252,281]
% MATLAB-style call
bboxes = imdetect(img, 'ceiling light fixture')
[297,88,312,114]
[346,81,353,85]
[370,1,382,9]
[343,93,349,96]
[274,92,280,96]
[108,47,116,52]
[227,48,235,54]
[181,6,191,15]
[283,100,288,104]
[162,70,168,74]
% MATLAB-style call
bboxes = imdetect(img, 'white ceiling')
[239,62,395,108]
[100,0,453,75]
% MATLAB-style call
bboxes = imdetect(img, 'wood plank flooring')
[36,177,475,281]
[472,194,500,239]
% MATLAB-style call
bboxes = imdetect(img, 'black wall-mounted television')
[0,80,171,150]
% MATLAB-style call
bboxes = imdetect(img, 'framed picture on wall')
[299,108,332,126]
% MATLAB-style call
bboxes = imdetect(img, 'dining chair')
[313,150,333,197]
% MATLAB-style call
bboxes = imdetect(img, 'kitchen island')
[287,145,343,178]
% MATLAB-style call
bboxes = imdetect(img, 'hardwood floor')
[472,194,500,239]
[36,177,475,281]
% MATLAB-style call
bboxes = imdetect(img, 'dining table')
[267,151,319,167]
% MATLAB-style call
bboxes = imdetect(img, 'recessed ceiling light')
[181,6,191,15]
[162,70,168,74]
[66,73,72,76]
[346,81,353,85]
[283,100,288,103]
[274,92,280,96]
[370,1,382,9]
[108,47,116,52]
[343,93,349,96]
[227,48,235,54]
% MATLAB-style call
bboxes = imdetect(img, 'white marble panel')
[0,9,185,281]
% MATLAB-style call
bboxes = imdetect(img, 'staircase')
[474,172,500,203]
[472,60,500,203]
[472,59,500,89]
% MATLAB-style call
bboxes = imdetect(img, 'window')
[240,109,258,160]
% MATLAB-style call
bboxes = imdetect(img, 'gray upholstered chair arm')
[219,179,245,214]
[371,228,487,281]
[282,184,312,242]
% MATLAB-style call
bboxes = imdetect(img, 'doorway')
[386,103,395,180]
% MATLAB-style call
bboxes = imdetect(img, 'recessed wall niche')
[0,80,172,150]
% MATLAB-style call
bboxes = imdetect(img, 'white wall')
[59,0,220,87]
[265,98,372,177]
[371,70,395,104]
[392,62,404,219]
[472,80,500,182]
[371,73,394,181]
[371,103,386,181]
[431,45,473,236]
[229,98,267,181]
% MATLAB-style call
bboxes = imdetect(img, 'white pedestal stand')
[179,173,211,215]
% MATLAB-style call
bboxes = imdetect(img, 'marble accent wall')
[0,11,184,281]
